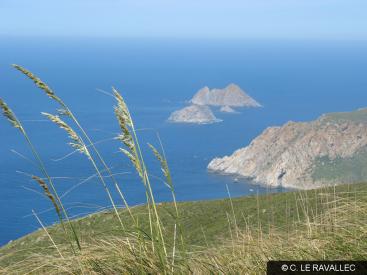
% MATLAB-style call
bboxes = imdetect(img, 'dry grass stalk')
[0,98,21,130]
[32,210,64,259]
[32,176,61,215]
[42,112,90,158]
[113,88,168,259]
[148,143,171,189]
[148,142,186,255]
[113,88,143,179]
[12,64,63,106]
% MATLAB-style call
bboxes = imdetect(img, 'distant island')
[169,84,260,124]
[208,108,367,189]
[220,105,238,113]
[168,104,221,124]
[191,84,261,107]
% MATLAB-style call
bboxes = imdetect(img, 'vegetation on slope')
[313,149,367,183]
[1,183,367,274]
[320,107,367,124]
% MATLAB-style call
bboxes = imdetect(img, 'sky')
[0,0,366,40]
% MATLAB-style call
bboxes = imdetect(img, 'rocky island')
[191,84,261,108]
[168,83,260,124]
[168,104,221,124]
[220,105,238,113]
[208,108,367,189]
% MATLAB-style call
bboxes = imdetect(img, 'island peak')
[191,84,261,107]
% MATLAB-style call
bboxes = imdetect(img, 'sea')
[0,37,367,245]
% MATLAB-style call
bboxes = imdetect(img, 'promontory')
[208,108,367,189]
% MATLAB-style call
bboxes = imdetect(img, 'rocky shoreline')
[208,108,367,189]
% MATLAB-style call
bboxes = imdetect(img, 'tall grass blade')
[32,175,61,215]
[113,88,168,262]
[32,210,64,259]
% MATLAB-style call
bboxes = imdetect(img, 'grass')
[1,66,367,274]
[313,149,367,183]
[311,107,367,184]
[320,107,367,124]
[1,183,367,274]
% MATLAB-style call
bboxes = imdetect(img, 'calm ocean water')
[0,38,367,245]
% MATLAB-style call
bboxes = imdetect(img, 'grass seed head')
[42,112,90,158]
[119,148,143,178]
[113,88,145,177]
[113,87,132,127]
[0,98,21,130]
[32,175,60,214]
[148,143,172,189]
[12,64,63,105]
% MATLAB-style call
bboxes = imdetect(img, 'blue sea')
[0,37,367,246]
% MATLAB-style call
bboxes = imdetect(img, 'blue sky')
[0,0,366,40]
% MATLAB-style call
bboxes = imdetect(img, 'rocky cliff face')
[168,104,221,124]
[208,108,367,189]
[191,84,261,107]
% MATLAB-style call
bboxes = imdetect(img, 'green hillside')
[313,149,367,183]
[320,108,367,124]
[1,183,367,274]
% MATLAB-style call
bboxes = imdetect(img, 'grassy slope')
[320,108,367,124]
[313,150,367,183]
[311,108,367,183]
[1,182,367,269]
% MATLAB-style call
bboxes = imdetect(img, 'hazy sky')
[0,0,366,40]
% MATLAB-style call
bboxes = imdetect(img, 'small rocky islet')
[220,105,238,113]
[168,84,261,124]
[168,104,221,124]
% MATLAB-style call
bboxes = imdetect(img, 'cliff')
[208,108,367,189]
